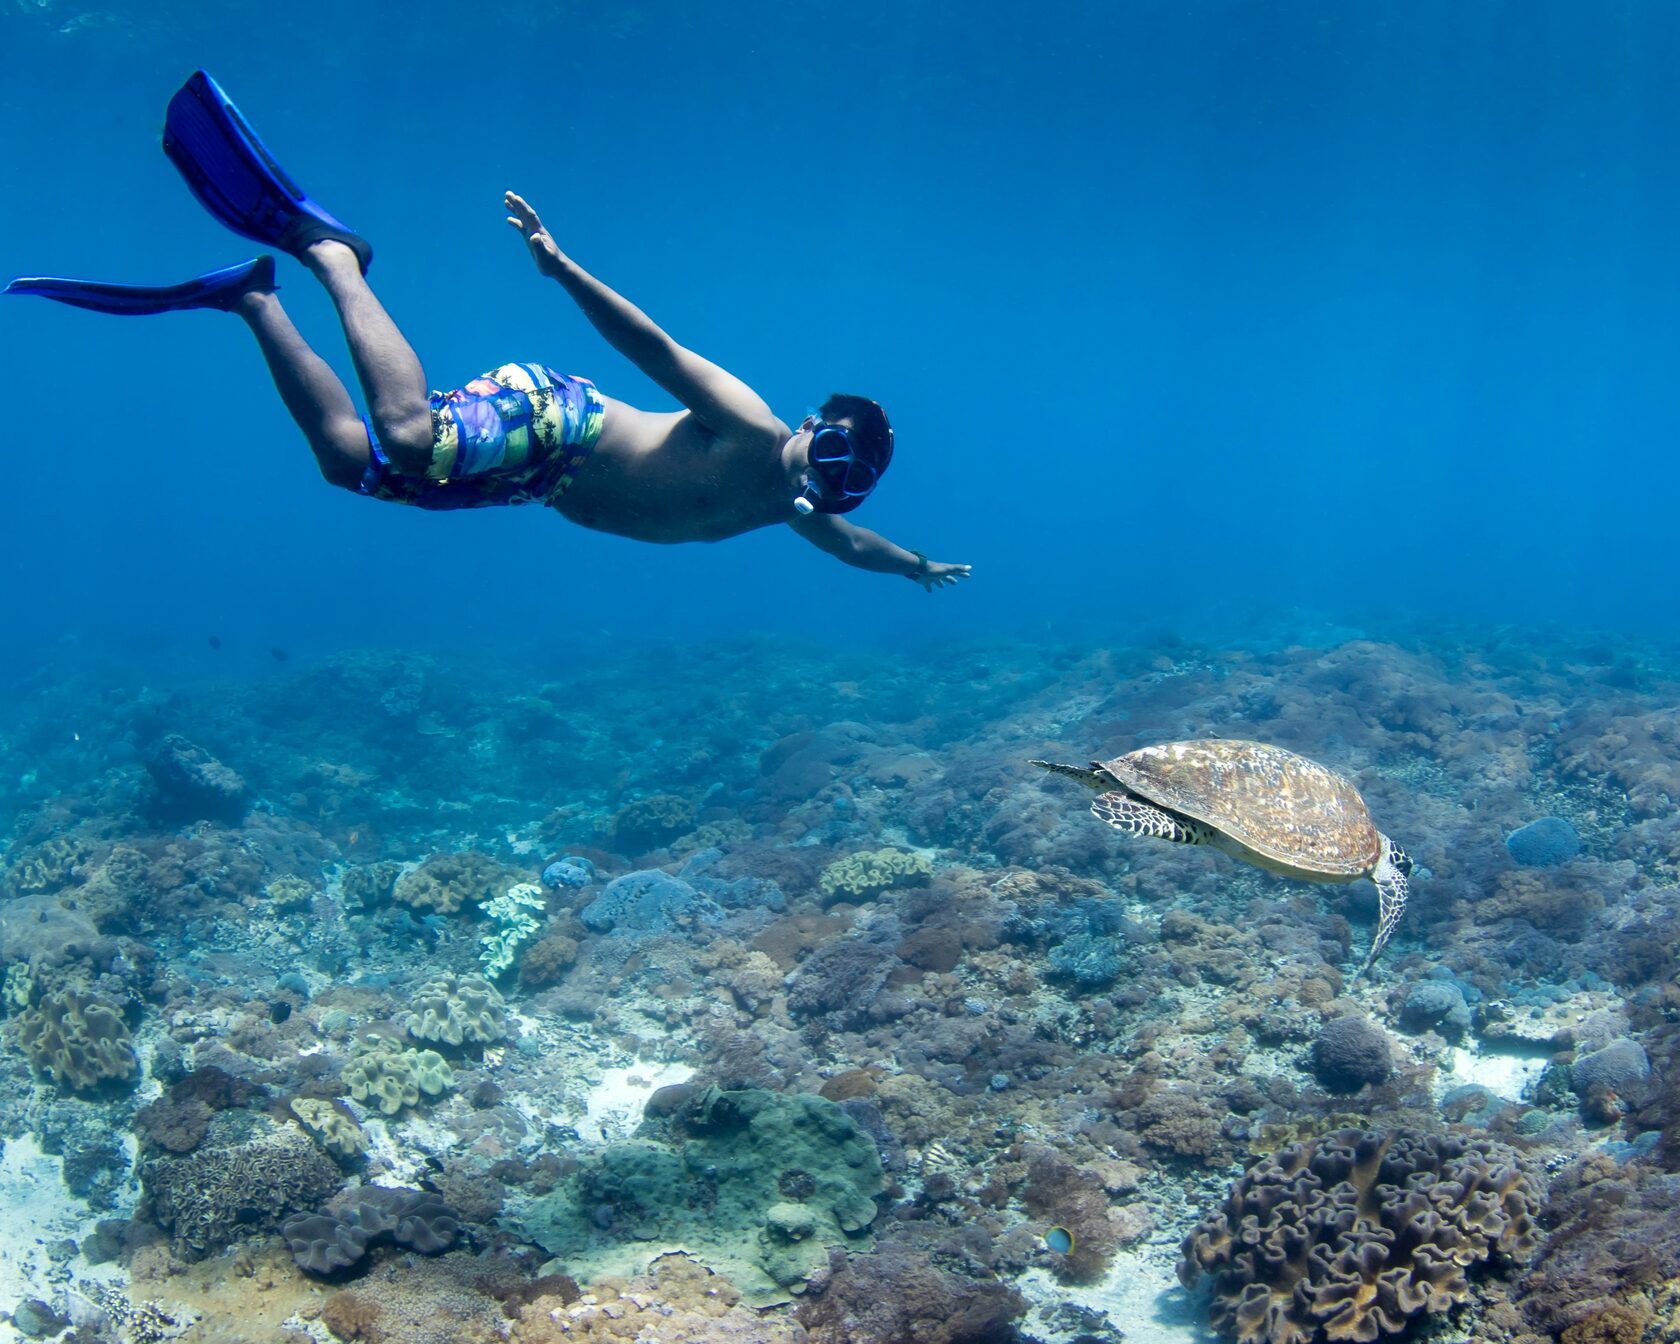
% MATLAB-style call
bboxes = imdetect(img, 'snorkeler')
[6,72,970,592]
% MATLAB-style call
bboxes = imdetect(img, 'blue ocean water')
[3,4,1680,1343]
[2,0,1678,668]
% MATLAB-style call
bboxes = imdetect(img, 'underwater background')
[3,2,1680,1343]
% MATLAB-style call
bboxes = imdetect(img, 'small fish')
[347,829,360,846]
[207,635,222,649]
[1044,1225,1075,1255]
[267,647,290,662]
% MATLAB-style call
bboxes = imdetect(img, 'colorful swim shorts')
[359,363,605,511]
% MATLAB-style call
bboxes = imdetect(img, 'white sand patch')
[1017,1244,1217,1344]
[578,1061,694,1145]
[0,1133,133,1319]
[1435,1040,1546,1103]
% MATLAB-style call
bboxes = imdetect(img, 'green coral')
[392,851,508,915]
[264,875,317,911]
[4,836,92,897]
[478,882,547,979]
[818,848,934,905]
[339,860,402,907]
[3,963,31,1013]
[11,986,136,1092]
[406,973,509,1047]
[340,1039,454,1115]
[289,1098,368,1160]
[611,794,696,851]
[522,1086,884,1306]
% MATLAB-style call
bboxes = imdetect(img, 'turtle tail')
[1029,760,1112,791]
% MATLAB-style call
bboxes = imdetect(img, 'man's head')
[791,393,893,515]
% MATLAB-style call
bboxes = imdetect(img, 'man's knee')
[371,411,434,477]
[313,416,372,491]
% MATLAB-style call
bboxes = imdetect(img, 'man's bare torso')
[553,395,792,543]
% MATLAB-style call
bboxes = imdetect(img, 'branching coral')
[1178,1128,1541,1344]
[818,848,933,905]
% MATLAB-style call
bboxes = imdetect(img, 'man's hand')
[505,191,567,279]
[912,560,972,592]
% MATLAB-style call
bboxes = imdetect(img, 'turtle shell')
[1104,740,1380,876]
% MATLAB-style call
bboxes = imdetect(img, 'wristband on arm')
[906,550,929,580]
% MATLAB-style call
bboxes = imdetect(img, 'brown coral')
[393,852,508,915]
[321,1290,384,1342]
[1179,1127,1541,1344]
[11,986,136,1092]
[517,933,578,988]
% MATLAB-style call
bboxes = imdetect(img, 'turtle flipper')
[1091,793,1210,844]
[1350,836,1411,983]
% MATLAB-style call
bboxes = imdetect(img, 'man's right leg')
[236,290,370,491]
[302,241,437,478]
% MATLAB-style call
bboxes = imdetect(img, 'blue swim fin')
[3,255,275,316]
[163,71,373,274]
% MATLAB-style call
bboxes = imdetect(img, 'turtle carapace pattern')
[1032,741,1413,982]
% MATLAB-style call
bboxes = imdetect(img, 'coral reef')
[796,1247,1024,1344]
[523,1085,884,1302]
[479,881,547,977]
[281,1186,460,1274]
[818,847,933,905]
[580,868,724,935]
[405,973,509,1048]
[10,985,136,1091]
[144,732,249,824]
[393,851,509,915]
[1179,1127,1542,1344]
[4,624,1680,1338]
[145,1124,343,1257]
[340,1040,455,1114]
[290,1097,369,1160]
[1506,815,1583,866]
[611,793,697,853]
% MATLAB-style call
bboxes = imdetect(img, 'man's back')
[556,397,793,544]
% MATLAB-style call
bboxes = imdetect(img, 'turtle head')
[1029,759,1117,791]
[1385,838,1414,877]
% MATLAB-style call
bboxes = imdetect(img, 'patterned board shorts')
[358,363,606,511]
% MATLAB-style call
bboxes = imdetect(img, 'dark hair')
[819,393,893,477]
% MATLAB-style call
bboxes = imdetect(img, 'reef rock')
[1505,816,1582,867]
[144,733,249,825]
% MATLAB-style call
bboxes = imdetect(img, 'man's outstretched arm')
[505,192,779,440]
[792,514,972,591]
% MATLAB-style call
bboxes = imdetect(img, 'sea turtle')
[1032,740,1413,982]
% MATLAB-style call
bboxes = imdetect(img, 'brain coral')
[405,973,508,1047]
[818,848,933,905]
[392,851,508,915]
[145,1126,342,1257]
[12,987,137,1092]
[1178,1128,1541,1344]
